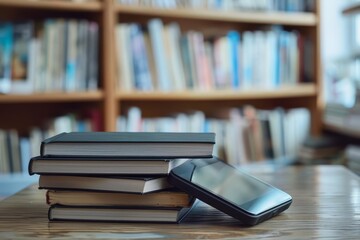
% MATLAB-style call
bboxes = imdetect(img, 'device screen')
[189,158,292,215]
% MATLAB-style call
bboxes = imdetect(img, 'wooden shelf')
[342,2,360,15]
[117,84,317,101]
[0,0,103,11]
[0,91,103,103]
[323,122,360,139]
[0,0,322,133]
[116,5,317,26]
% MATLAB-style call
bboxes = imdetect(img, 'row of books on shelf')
[323,101,360,131]
[116,19,312,92]
[297,135,345,165]
[0,19,99,94]
[117,106,310,166]
[29,131,216,222]
[1,104,310,174]
[118,0,315,12]
[0,110,101,174]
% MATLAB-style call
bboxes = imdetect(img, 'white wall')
[321,0,350,60]
[320,0,351,102]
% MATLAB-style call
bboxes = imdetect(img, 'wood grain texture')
[102,0,118,131]
[0,0,102,11]
[117,84,317,101]
[0,91,103,103]
[312,0,322,136]
[116,5,317,26]
[0,166,359,239]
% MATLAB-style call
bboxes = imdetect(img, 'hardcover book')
[46,190,194,208]
[40,132,215,157]
[48,203,196,223]
[39,175,172,193]
[29,156,189,175]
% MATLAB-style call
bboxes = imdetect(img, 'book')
[29,156,190,175]
[48,204,195,223]
[179,34,195,89]
[227,31,240,88]
[190,31,212,90]
[87,22,99,90]
[10,21,33,93]
[46,190,194,208]
[0,22,13,93]
[64,20,77,91]
[116,24,134,91]
[148,19,171,91]
[298,135,344,165]
[346,145,360,175]
[39,175,172,193]
[6,129,21,173]
[0,130,11,173]
[164,23,186,91]
[39,132,215,157]
[129,24,152,91]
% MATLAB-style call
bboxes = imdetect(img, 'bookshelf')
[114,0,322,133]
[115,5,317,26]
[0,91,103,103]
[117,84,317,100]
[322,1,360,140]
[320,2,360,173]
[0,0,322,174]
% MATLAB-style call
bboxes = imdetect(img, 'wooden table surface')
[0,165,359,239]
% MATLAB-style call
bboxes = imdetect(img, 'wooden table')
[0,166,359,239]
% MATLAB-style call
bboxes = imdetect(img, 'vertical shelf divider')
[313,0,322,135]
[102,0,117,131]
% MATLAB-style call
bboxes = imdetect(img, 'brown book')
[46,190,194,208]
[48,202,197,223]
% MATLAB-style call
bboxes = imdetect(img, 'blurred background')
[0,0,359,199]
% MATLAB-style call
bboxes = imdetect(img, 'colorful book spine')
[129,24,153,91]
[148,19,171,91]
[227,31,240,89]
[0,23,13,93]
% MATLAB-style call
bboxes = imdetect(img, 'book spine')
[0,23,13,93]
[46,190,50,205]
[40,132,67,156]
[148,19,171,91]
[227,31,240,89]
[28,157,35,175]
[48,205,55,221]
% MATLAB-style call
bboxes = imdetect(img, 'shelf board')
[117,84,317,101]
[116,5,317,26]
[0,91,103,103]
[342,2,360,15]
[0,0,102,11]
[323,122,360,139]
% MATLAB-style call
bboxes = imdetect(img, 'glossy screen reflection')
[191,159,291,215]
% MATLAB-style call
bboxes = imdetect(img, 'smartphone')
[168,157,292,225]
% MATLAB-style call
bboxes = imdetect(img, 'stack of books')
[345,145,360,175]
[28,132,215,223]
[298,135,345,165]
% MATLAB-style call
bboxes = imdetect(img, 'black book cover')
[40,132,215,158]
